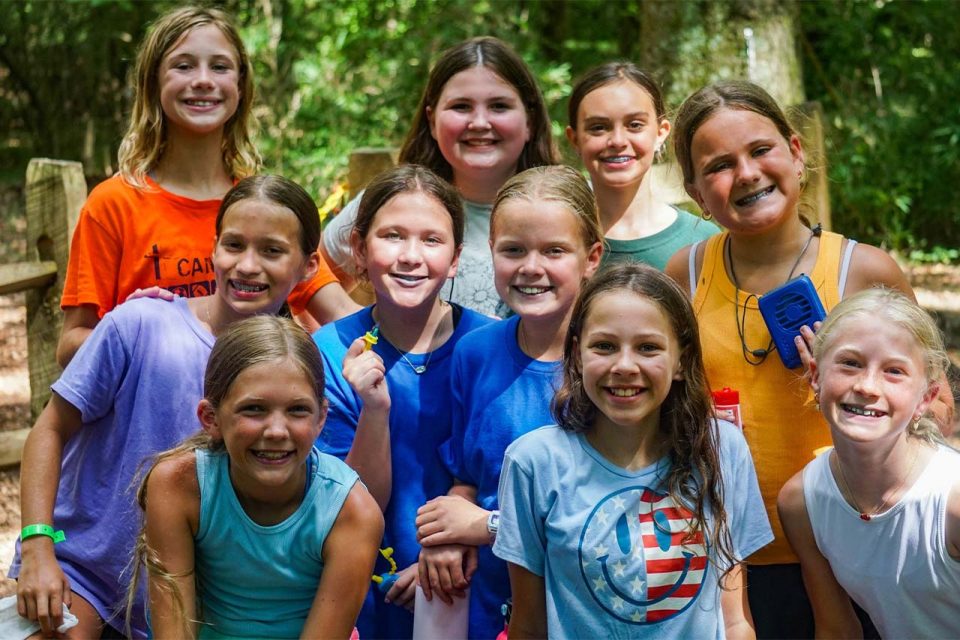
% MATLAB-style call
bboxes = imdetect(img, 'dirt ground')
[0,266,956,602]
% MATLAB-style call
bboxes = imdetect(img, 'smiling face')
[427,66,531,190]
[492,198,601,323]
[159,23,241,137]
[212,198,316,318]
[812,313,935,445]
[685,107,805,235]
[566,80,670,191]
[200,357,324,505]
[577,291,683,435]
[352,190,460,311]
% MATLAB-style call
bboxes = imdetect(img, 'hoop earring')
[701,209,713,221]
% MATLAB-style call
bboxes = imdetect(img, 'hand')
[416,495,490,547]
[418,544,477,605]
[796,322,822,383]
[384,563,418,612]
[125,286,175,302]
[17,540,72,636]
[343,338,390,414]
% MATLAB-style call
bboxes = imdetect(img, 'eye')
[238,403,265,415]
[706,160,732,174]
[382,231,401,241]
[220,239,243,251]
[498,245,524,256]
[490,101,512,112]
[546,246,567,257]
[289,404,314,416]
[638,343,662,353]
[174,62,192,71]
[752,146,772,158]
[262,245,287,257]
[628,120,646,130]
[587,123,609,135]
[590,341,616,353]
[450,102,472,112]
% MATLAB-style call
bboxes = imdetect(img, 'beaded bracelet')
[21,524,66,544]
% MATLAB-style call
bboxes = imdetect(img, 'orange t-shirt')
[62,175,337,317]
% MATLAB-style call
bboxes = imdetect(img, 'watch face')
[488,511,500,534]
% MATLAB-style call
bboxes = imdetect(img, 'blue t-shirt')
[313,305,493,638]
[9,296,213,638]
[194,447,358,638]
[442,314,560,638]
[493,422,772,639]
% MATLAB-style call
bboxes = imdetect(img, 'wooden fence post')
[24,159,86,419]
[345,148,397,307]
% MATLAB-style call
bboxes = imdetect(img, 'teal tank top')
[194,447,358,638]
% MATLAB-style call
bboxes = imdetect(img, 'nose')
[853,368,881,397]
[735,155,761,184]
[236,247,261,275]
[398,239,424,265]
[611,348,640,375]
[262,411,289,439]
[191,63,215,89]
[468,107,490,130]
[607,125,626,148]
[518,251,544,276]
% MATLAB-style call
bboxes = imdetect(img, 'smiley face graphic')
[577,486,708,624]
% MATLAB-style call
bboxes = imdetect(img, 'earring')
[813,391,820,409]
[654,145,664,164]
[700,209,713,221]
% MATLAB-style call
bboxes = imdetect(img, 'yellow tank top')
[692,230,847,565]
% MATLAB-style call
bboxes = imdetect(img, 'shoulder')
[455,316,511,351]
[455,307,498,335]
[148,450,200,502]
[333,482,384,536]
[714,419,752,463]
[777,467,808,524]
[313,307,371,351]
[665,243,697,296]
[505,425,573,465]
[843,240,914,299]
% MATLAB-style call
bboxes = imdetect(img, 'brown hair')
[216,175,321,258]
[552,262,736,576]
[127,316,325,634]
[673,80,797,185]
[490,165,603,250]
[567,61,666,129]
[117,6,259,188]
[398,37,559,183]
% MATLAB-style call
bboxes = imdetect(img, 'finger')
[399,578,417,610]
[36,594,51,635]
[464,546,479,581]
[61,580,71,608]
[418,555,431,601]
[49,589,64,631]
[428,561,447,604]
[344,337,367,363]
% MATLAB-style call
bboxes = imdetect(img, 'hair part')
[567,61,666,129]
[117,6,260,188]
[552,262,736,576]
[398,36,559,183]
[216,175,321,258]
[490,165,603,250]
[813,287,949,444]
[673,80,798,186]
[127,316,325,633]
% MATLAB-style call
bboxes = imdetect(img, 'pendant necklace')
[377,302,449,375]
[832,446,919,521]
[727,224,821,365]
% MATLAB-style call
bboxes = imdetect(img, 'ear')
[808,358,821,397]
[656,118,671,149]
[673,352,685,382]
[565,125,581,155]
[350,228,368,274]
[426,105,437,141]
[314,399,329,439]
[915,381,941,421]
[583,241,603,279]
[197,399,221,441]
[300,251,320,282]
[446,244,463,280]
[684,182,706,214]
[789,134,805,174]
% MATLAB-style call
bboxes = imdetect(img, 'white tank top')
[803,445,960,638]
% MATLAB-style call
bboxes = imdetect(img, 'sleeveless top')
[803,446,960,638]
[194,447,358,638]
[689,230,854,564]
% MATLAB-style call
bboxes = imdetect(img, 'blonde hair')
[127,317,325,634]
[117,6,259,188]
[490,165,603,250]
[813,288,948,443]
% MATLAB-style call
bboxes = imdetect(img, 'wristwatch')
[486,510,500,539]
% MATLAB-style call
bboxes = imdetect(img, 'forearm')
[344,406,392,510]
[305,283,362,327]
[55,326,93,369]
[448,482,478,502]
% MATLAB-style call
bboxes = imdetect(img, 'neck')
[725,217,817,293]
[453,168,512,205]
[586,414,663,472]
[831,434,931,518]
[373,298,452,353]
[595,176,676,239]
[516,312,568,362]
[230,463,306,526]
[154,127,233,200]
[191,294,282,338]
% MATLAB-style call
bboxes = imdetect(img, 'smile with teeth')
[392,273,427,283]
[252,450,294,461]
[842,404,886,418]
[185,99,221,107]
[231,280,268,293]
[601,156,634,164]
[735,185,776,206]
[515,285,551,295]
[607,387,642,397]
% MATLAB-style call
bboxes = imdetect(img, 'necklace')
[726,224,821,365]
[832,446,920,521]
[376,303,450,375]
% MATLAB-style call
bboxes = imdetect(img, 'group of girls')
[11,4,958,640]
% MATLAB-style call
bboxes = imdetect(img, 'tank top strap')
[808,230,846,309]
[691,232,728,314]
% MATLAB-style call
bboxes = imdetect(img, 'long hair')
[117,6,260,188]
[552,263,736,575]
[813,287,948,444]
[398,37,559,183]
[567,61,666,129]
[127,317,325,634]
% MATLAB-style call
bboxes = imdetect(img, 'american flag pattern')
[577,485,708,625]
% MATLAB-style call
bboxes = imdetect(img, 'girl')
[135,316,384,639]
[57,5,355,366]
[312,165,493,638]
[664,80,916,638]
[13,175,321,638]
[492,263,772,638]
[415,165,603,638]
[566,62,716,270]
[778,289,960,638]
[321,36,559,317]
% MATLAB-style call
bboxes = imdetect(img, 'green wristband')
[21,524,65,544]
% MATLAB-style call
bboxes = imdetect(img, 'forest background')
[1,0,959,258]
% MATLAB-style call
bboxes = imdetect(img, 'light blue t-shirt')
[493,422,772,639]
[8,296,213,638]
[194,447,358,638]
[322,192,504,316]
[441,314,560,638]
[313,304,494,638]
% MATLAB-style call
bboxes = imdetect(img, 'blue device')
[757,274,826,369]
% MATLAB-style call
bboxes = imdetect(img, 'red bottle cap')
[711,387,739,405]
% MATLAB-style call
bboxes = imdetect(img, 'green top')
[600,206,718,271]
